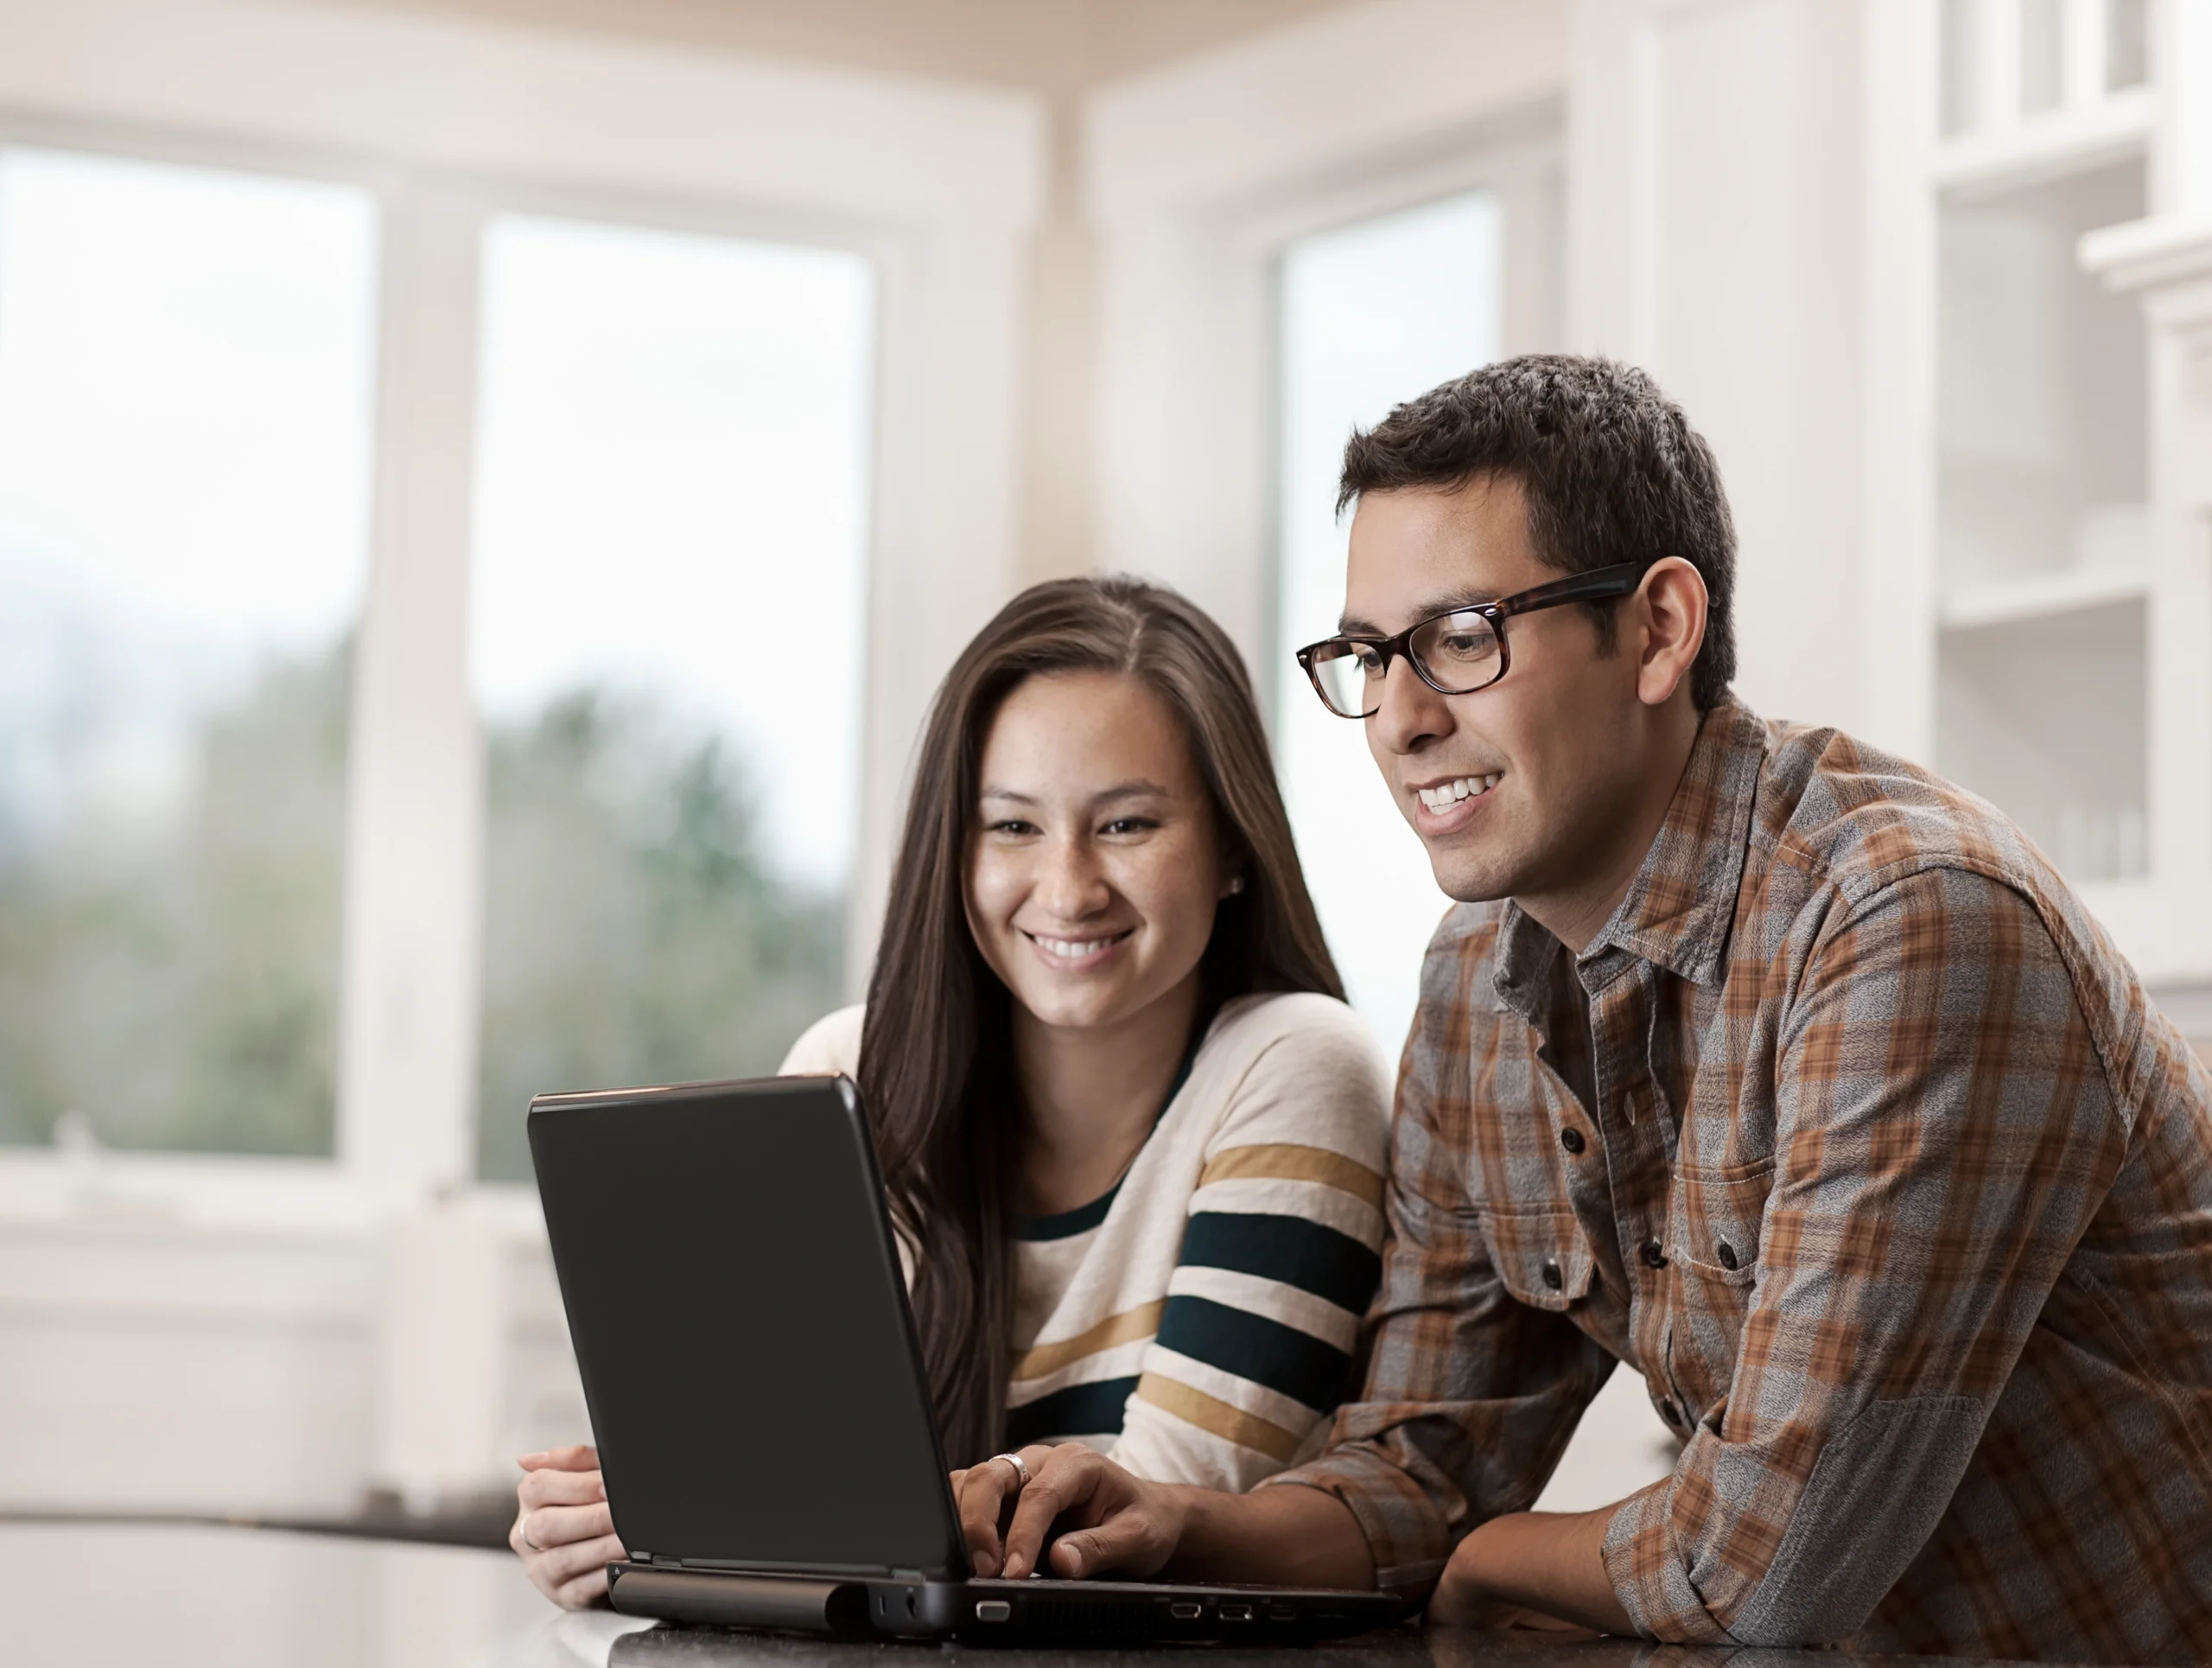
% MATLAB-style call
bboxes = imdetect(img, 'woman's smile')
[1021,926,1135,971]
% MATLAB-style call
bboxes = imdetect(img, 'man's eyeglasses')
[1294,557,1663,719]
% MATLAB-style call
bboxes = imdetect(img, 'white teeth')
[1037,935,1117,959]
[1417,774,1501,812]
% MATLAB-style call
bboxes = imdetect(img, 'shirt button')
[1716,1240,1739,1270]
[1541,1259,1563,1290]
[1641,1238,1668,1270]
[1560,1128,1585,1155]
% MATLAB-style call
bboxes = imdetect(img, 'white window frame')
[0,0,1043,1223]
[1082,0,1567,683]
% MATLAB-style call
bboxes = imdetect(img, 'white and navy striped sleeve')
[1109,996,1391,1491]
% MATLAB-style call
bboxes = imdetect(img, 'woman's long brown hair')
[854,575,1344,1467]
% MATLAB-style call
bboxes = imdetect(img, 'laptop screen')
[530,1076,966,1577]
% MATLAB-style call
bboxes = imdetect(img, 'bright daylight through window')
[0,148,375,1156]
[470,213,874,1181]
[1275,191,1501,1060]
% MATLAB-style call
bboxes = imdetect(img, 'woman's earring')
[1224,875,1245,896]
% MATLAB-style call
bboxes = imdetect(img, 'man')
[954,356,2212,1662]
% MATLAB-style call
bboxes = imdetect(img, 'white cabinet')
[1929,7,2158,907]
[1876,0,2212,989]
[1878,0,2212,989]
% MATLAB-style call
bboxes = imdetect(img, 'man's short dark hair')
[1338,354,1738,710]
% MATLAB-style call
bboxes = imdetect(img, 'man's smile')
[1408,770,1503,833]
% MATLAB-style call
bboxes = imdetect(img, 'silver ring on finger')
[520,1517,542,1553]
[988,1451,1030,1491]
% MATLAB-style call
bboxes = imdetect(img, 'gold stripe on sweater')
[1196,1143,1384,1211]
[1011,1300,1166,1382]
[1135,1373,1305,1462]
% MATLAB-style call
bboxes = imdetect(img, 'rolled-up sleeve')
[1261,928,1612,1594]
[1602,864,2130,1644]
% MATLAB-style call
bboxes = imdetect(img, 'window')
[1274,192,1503,1058]
[0,147,375,1156]
[470,213,874,1181]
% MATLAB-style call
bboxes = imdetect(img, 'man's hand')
[951,1443,1376,1590]
[952,1444,1187,1580]
[512,1444,629,1609]
[1427,1506,1633,1635]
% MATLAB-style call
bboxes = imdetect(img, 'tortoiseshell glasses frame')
[1294,556,1664,719]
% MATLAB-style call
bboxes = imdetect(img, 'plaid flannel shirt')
[1265,697,2212,1663]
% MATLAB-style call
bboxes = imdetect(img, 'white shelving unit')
[1940,562,2150,629]
[1932,0,2151,889]
[1916,0,2212,984]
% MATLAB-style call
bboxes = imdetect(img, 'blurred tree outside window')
[0,149,375,1156]
[470,213,873,1182]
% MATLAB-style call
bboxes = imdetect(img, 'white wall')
[1571,0,1878,741]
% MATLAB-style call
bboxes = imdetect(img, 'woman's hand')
[512,1444,629,1609]
[952,1443,1188,1580]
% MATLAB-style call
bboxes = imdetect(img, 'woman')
[513,576,1389,1607]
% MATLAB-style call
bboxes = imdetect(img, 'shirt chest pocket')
[1659,1158,1772,1424]
[1669,1156,1773,1287]
[1476,1203,1595,1314]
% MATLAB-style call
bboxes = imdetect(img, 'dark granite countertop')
[0,1520,2087,1668]
[600,1620,2067,1668]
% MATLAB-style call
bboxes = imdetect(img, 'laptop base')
[606,1563,1409,1645]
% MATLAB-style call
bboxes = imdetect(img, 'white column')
[1859,0,1942,763]
[2135,242,2212,926]
[847,215,1034,990]
[1567,0,1872,735]
[1974,0,2024,131]
[2062,0,2109,109]
[372,1200,508,1503]
[2152,0,2212,214]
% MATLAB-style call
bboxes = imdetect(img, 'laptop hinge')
[640,1556,915,1578]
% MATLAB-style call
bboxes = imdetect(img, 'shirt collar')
[1488,696,1765,1011]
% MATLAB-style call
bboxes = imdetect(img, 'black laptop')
[528,1073,1409,1645]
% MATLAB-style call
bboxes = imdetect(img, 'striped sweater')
[779,990,1390,1492]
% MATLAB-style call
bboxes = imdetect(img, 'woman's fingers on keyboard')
[954,1464,1014,1576]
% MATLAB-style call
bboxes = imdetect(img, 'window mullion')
[337,181,486,1205]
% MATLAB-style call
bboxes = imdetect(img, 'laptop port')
[974,1601,1011,1623]
[1268,1605,1297,1622]
[1218,1601,1254,1620]
[1168,1602,1202,1620]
